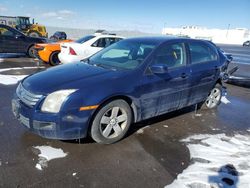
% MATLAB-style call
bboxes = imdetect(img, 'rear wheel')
[90,100,132,144]
[202,84,222,109]
[27,45,36,58]
[49,51,60,66]
[28,31,40,38]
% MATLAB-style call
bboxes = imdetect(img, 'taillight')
[69,47,77,55]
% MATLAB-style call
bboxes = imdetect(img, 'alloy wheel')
[100,107,128,138]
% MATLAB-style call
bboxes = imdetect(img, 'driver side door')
[139,42,191,119]
[0,26,26,53]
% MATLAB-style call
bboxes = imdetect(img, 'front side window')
[152,43,186,68]
[92,38,107,48]
[92,37,123,48]
[88,40,157,70]
[189,42,218,64]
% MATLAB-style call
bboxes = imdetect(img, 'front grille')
[16,84,42,107]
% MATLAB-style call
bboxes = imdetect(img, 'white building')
[162,26,250,45]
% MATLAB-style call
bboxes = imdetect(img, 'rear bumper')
[12,95,91,140]
[58,53,81,64]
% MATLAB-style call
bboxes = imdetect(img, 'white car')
[58,34,124,64]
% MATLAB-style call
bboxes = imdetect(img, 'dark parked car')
[0,24,47,57]
[243,40,250,47]
[12,37,227,144]
[49,31,67,41]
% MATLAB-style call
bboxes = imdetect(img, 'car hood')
[22,62,120,95]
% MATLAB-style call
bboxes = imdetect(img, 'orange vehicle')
[35,39,73,66]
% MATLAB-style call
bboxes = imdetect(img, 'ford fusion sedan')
[0,24,47,57]
[12,37,227,144]
[58,33,124,64]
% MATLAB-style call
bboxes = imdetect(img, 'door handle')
[181,73,188,78]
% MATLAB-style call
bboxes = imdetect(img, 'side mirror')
[150,64,168,74]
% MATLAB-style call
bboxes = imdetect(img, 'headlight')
[41,89,77,113]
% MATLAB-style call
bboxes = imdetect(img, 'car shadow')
[63,104,199,145]
[127,104,197,137]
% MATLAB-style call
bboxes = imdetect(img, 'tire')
[28,31,40,38]
[49,51,60,66]
[90,99,132,144]
[27,45,36,58]
[200,84,222,109]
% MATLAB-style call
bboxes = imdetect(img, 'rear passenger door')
[187,41,220,105]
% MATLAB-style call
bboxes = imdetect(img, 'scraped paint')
[165,134,250,188]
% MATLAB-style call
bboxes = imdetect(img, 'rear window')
[189,42,218,64]
[75,35,95,44]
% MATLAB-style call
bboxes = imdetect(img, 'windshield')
[88,40,157,70]
[75,35,95,43]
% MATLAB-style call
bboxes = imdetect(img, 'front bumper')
[12,95,92,140]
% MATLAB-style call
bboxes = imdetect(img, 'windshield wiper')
[93,63,117,71]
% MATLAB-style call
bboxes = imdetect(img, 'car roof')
[122,36,216,46]
[93,34,124,38]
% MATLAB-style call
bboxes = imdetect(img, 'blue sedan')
[12,37,227,144]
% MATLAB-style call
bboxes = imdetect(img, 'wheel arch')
[87,95,139,133]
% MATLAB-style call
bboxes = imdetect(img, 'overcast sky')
[0,0,249,33]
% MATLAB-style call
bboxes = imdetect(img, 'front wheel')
[90,100,132,144]
[203,84,222,109]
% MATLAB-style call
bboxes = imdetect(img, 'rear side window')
[92,37,122,48]
[153,43,186,68]
[189,42,218,64]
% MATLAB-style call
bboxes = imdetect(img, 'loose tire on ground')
[90,99,132,144]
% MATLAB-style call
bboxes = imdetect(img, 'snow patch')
[34,146,68,170]
[0,74,27,85]
[0,67,44,85]
[221,96,231,104]
[72,172,77,176]
[136,126,149,134]
[35,163,42,170]
[194,113,202,117]
[0,58,3,63]
[166,134,250,188]
[136,129,144,134]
